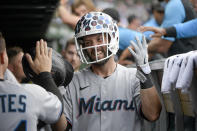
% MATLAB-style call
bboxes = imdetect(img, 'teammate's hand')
[128,36,151,74]
[138,26,166,38]
[25,39,52,74]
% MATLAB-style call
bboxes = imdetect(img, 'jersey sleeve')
[161,0,185,42]
[129,69,144,119]
[131,70,141,98]
[62,83,73,125]
[174,18,197,39]
[27,84,62,124]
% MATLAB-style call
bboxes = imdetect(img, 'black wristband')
[137,70,154,89]
[140,73,154,89]
[164,27,177,38]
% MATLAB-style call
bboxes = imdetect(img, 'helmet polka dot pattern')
[85,26,91,31]
[98,20,103,24]
[75,12,118,36]
[99,16,105,20]
[112,32,115,38]
[96,25,102,29]
[86,13,92,18]
[91,21,97,26]
[103,24,108,28]
[93,16,98,20]
[114,26,118,31]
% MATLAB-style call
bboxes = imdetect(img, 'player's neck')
[0,70,4,79]
[0,74,3,79]
[91,57,117,78]
[17,78,22,83]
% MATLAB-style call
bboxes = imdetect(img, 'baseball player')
[0,33,66,131]
[62,12,161,131]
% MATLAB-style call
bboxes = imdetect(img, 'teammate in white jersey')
[62,12,162,131]
[0,33,67,131]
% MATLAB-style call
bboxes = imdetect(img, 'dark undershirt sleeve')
[164,27,177,38]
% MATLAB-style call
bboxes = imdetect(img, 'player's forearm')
[148,38,172,54]
[118,60,133,66]
[137,71,162,121]
[140,87,161,121]
[119,48,132,61]
[51,114,67,131]
[58,5,79,29]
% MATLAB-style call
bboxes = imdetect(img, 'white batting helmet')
[74,12,119,64]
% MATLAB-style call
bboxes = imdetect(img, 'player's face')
[62,44,81,71]
[2,49,8,74]
[12,52,26,82]
[83,33,108,62]
[4,50,8,66]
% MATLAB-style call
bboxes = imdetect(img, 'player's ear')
[61,50,65,57]
[1,50,8,65]
[0,52,5,64]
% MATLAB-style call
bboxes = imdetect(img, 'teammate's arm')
[51,115,67,131]
[26,39,63,104]
[147,37,172,57]
[26,39,67,130]
[128,36,161,121]
[58,0,80,29]
[118,47,133,66]
[139,18,197,39]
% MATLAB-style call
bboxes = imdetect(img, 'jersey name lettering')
[0,94,26,113]
[78,95,135,116]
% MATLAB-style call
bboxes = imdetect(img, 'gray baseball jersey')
[63,64,143,131]
[0,80,62,131]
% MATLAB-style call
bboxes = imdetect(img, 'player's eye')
[68,51,74,55]
[84,41,91,47]
[97,37,103,42]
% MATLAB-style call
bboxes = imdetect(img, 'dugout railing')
[142,59,197,131]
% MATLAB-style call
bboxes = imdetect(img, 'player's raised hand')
[25,39,52,74]
[128,36,151,74]
[138,26,166,38]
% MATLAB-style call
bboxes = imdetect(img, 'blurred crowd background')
[46,0,157,52]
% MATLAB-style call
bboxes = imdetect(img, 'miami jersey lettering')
[78,95,135,116]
